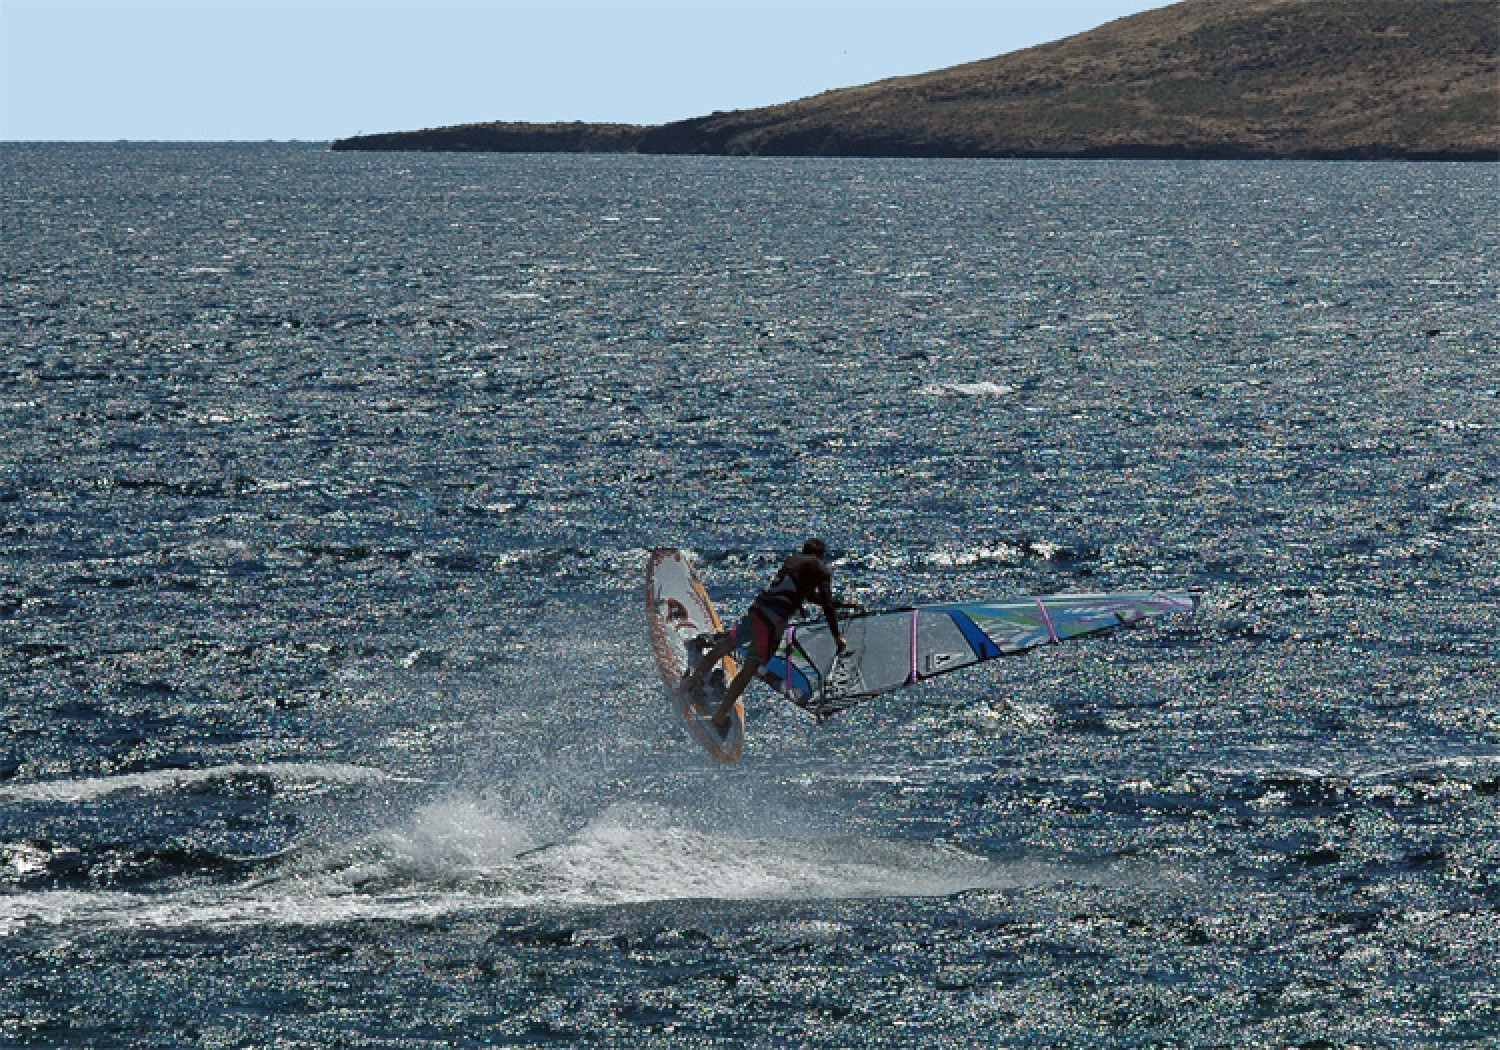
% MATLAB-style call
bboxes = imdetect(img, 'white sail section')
[760,591,1199,718]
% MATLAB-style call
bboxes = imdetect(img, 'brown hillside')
[333,0,1499,159]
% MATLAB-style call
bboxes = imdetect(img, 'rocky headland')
[332,0,1498,160]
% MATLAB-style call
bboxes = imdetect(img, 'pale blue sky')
[1,1,1175,141]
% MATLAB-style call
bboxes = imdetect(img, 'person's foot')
[681,672,712,715]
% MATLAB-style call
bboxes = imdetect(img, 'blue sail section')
[945,610,1004,661]
[759,654,815,701]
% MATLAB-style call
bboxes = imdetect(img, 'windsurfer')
[682,538,853,735]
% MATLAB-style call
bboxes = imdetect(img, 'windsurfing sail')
[760,591,1199,719]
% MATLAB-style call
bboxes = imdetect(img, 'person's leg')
[711,652,761,734]
[682,626,738,695]
[709,608,784,733]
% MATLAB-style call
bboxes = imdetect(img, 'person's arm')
[816,584,847,650]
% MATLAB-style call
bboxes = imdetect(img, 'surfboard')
[645,547,744,763]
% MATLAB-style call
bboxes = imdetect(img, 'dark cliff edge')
[332,0,1499,160]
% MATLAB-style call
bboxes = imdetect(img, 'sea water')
[1,143,1496,1047]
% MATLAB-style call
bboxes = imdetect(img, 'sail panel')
[916,610,988,676]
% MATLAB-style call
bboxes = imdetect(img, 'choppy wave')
[918,380,1017,397]
[5,145,1497,1047]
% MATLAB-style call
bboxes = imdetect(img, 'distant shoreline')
[2,141,1493,162]
[329,134,1498,163]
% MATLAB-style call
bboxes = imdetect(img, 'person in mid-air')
[682,538,852,735]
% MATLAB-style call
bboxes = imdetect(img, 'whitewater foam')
[1,796,1051,935]
[0,762,405,805]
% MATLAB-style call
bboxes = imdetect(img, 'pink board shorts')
[731,605,787,665]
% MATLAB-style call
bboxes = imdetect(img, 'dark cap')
[802,537,827,557]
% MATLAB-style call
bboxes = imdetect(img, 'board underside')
[645,548,744,763]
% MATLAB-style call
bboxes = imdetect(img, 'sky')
[0,0,1177,142]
